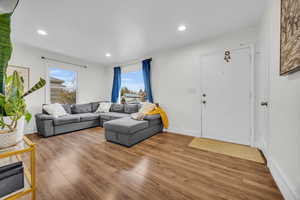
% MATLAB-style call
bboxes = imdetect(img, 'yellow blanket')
[146,106,169,129]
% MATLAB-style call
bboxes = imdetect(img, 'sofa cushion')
[72,103,92,114]
[143,114,161,120]
[143,114,162,126]
[124,104,139,114]
[147,118,162,126]
[104,118,148,134]
[35,113,54,121]
[53,115,80,126]
[73,113,101,122]
[110,103,124,113]
[100,112,130,120]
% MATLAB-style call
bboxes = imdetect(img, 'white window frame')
[45,62,79,104]
[120,63,145,103]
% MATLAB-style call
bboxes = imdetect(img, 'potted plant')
[0,0,46,148]
[0,71,45,148]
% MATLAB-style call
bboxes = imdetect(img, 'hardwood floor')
[23,127,283,200]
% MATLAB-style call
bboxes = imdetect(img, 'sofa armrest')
[35,113,54,120]
[35,113,55,137]
[143,114,161,120]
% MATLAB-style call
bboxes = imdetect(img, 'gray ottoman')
[104,117,162,147]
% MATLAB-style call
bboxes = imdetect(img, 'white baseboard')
[260,140,299,200]
[24,128,37,135]
[163,128,200,137]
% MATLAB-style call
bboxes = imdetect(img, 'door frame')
[199,44,255,147]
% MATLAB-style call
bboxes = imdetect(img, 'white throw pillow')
[131,102,156,120]
[43,103,67,118]
[96,102,112,113]
[138,102,156,114]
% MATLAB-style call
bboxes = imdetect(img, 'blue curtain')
[111,66,121,103]
[142,59,153,103]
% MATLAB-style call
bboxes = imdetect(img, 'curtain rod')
[41,56,88,69]
[117,57,152,67]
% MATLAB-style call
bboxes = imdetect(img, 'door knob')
[261,102,268,106]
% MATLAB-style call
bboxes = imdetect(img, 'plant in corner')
[0,71,45,148]
[0,0,46,148]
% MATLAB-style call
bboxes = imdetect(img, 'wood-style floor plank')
[21,127,283,200]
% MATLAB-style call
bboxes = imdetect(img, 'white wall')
[9,43,107,134]
[257,0,300,199]
[104,27,258,137]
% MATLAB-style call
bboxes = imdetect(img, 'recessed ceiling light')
[178,25,187,32]
[105,53,111,57]
[37,29,48,35]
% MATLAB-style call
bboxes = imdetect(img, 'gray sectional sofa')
[35,102,163,146]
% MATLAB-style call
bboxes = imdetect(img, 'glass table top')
[0,139,30,155]
[0,155,31,200]
[0,137,33,199]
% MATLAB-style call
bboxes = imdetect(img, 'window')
[121,65,146,103]
[48,67,77,104]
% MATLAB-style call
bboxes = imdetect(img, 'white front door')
[201,47,252,145]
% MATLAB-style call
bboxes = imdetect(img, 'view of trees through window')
[49,67,77,104]
[120,70,146,103]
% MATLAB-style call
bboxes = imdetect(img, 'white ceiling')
[11,0,267,66]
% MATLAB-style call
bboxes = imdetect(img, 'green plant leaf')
[0,70,45,129]
[22,78,46,97]
[0,1,26,130]
[25,112,31,122]
[6,71,23,101]
[5,75,12,84]
[0,94,5,105]
[0,12,13,94]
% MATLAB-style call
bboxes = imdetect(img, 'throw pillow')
[110,103,124,113]
[96,102,112,113]
[139,102,156,113]
[131,102,156,120]
[43,103,68,118]
[71,103,92,114]
[124,104,139,114]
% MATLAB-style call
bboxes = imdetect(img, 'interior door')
[201,47,252,145]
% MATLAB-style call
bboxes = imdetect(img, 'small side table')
[0,136,36,200]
